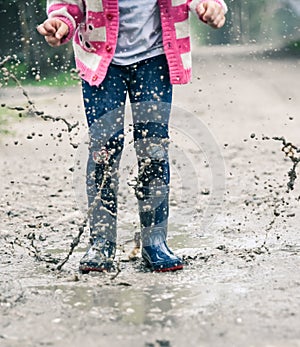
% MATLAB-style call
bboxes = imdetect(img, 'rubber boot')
[133,112,183,272]
[79,236,116,273]
[136,172,183,272]
[79,130,122,273]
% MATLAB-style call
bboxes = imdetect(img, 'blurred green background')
[0,0,299,84]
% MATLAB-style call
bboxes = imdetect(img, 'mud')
[1,45,300,347]
[271,136,300,192]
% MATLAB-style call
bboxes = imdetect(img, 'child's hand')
[37,18,69,47]
[196,1,226,29]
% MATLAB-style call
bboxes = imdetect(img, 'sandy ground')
[0,45,300,347]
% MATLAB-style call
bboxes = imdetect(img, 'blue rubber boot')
[79,236,116,273]
[137,175,183,273]
[141,227,183,272]
[133,119,183,272]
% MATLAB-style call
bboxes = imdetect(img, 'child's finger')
[36,23,56,37]
[201,4,217,23]
[55,22,69,40]
[197,3,206,17]
[45,35,61,47]
[206,9,225,28]
[216,15,226,29]
[42,20,57,35]
[36,24,49,36]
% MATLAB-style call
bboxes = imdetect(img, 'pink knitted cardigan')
[47,0,227,86]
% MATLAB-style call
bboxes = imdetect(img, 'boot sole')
[154,264,184,272]
[79,264,112,274]
[143,256,184,272]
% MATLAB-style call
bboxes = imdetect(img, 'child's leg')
[129,55,172,241]
[128,55,183,272]
[80,65,129,272]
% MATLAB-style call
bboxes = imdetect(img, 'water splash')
[0,56,79,133]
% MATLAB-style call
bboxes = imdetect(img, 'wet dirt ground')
[1,45,300,347]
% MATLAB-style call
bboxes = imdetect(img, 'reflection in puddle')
[32,276,249,328]
[61,285,179,326]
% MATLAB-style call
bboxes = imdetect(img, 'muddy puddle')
[1,46,300,347]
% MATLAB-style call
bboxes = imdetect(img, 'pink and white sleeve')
[47,0,84,43]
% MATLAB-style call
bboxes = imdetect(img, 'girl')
[37,0,227,273]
